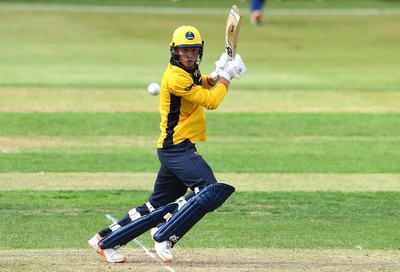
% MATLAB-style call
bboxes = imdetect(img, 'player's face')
[177,47,201,69]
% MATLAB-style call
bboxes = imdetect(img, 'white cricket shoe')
[88,234,126,263]
[151,227,173,263]
[88,235,103,255]
[154,240,173,263]
[102,248,126,263]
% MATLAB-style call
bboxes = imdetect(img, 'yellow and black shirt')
[157,59,228,148]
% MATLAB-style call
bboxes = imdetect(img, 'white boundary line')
[132,238,176,272]
[0,3,400,16]
[105,214,176,272]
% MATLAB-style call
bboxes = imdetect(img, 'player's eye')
[182,48,199,54]
[190,48,200,54]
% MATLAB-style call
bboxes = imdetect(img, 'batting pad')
[153,183,235,245]
[100,202,178,249]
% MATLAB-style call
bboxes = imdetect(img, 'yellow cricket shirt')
[157,62,228,148]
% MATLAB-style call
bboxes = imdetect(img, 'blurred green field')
[1,2,399,91]
[0,1,400,271]
[0,112,399,173]
[1,0,400,9]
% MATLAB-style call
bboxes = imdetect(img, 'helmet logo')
[185,31,195,40]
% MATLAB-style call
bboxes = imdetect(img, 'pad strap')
[99,202,178,249]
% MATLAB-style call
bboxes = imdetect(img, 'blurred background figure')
[250,0,266,25]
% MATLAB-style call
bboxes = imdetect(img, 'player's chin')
[183,61,195,69]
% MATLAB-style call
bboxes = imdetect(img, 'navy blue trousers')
[149,140,217,208]
[97,140,218,238]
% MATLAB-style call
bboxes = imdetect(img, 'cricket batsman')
[88,25,246,263]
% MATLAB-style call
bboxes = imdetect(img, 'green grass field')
[0,1,399,271]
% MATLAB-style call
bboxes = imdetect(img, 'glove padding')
[210,52,230,81]
[217,54,246,82]
[227,54,246,80]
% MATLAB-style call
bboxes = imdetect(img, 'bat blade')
[225,5,243,60]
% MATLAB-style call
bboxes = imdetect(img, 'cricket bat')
[225,5,243,61]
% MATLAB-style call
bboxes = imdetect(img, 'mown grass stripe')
[1,173,399,192]
[1,113,399,173]
[2,89,400,113]
[1,190,399,249]
[1,112,400,136]
[0,142,398,173]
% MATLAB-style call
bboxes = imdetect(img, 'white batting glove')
[218,68,233,82]
[210,52,230,81]
[227,54,246,80]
